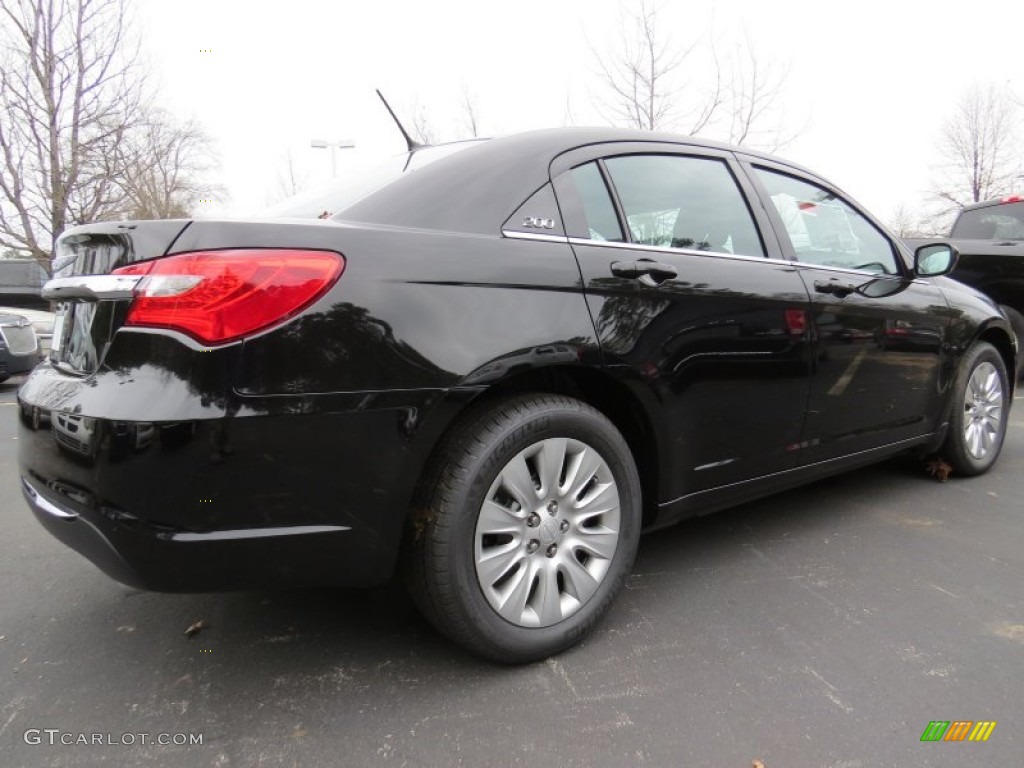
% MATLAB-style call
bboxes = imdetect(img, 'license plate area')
[49,301,119,374]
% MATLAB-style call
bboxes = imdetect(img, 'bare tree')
[931,83,1020,209]
[594,2,795,148]
[887,203,939,238]
[725,39,793,151]
[0,0,143,273]
[562,89,577,127]
[461,86,481,138]
[108,111,222,220]
[410,103,437,146]
[0,0,220,273]
[272,149,308,203]
[594,0,704,132]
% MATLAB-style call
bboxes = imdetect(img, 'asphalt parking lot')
[1,374,1021,768]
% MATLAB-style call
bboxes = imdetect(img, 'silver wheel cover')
[963,361,1003,460]
[473,437,621,628]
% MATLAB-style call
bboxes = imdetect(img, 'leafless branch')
[930,83,1020,208]
[272,149,308,202]
[408,101,437,146]
[593,0,696,131]
[461,86,480,139]
[592,2,798,148]
[0,0,218,273]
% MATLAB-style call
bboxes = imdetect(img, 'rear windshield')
[260,141,483,220]
[952,201,1024,239]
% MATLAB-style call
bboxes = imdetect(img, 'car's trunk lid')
[46,220,192,375]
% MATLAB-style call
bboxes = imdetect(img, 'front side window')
[602,155,765,257]
[754,168,900,274]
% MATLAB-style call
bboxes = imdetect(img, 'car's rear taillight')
[111,249,344,345]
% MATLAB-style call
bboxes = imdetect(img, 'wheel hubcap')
[963,361,1003,460]
[474,437,621,628]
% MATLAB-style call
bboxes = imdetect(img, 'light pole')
[310,139,355,177]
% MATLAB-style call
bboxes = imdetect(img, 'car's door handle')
[814,280,857,298]
[611,259,677,284]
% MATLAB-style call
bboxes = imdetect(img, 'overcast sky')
[135,0,1023,222]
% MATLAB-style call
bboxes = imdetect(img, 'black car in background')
[17,129,1016,661]
[906,196,1024,375]
[1,310,39,382]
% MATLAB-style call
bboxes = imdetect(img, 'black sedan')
[17,128,1016,662]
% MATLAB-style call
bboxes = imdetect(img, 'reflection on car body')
[51,412,98,458]
[0,311,40,382]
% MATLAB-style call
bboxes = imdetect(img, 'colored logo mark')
[920,721,996,742]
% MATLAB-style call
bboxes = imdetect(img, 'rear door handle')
[611,259,677,285]
[813,279,857,298]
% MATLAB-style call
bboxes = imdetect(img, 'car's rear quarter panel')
[17,220,600,589]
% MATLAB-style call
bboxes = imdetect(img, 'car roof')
[456,126,808,165]
[960,196,1024,212]
[337,127,820,236]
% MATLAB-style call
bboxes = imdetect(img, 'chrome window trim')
[504,229,924,282]
[789,262,920,281]
[501,230,570,244]
[564,236,794,268]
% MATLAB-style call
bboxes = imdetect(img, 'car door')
[742,160,951,461]
[550,144,813,502]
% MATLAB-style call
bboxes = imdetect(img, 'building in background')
[0,260,48,310]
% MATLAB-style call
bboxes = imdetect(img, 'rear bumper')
[21,477,378,590]
[17,362,453,592]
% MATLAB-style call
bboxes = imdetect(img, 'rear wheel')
[941,341,1009,476]
[406,394,641,663]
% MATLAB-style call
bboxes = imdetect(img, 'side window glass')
[603,155,765,257]
[569,162,624,242]
[754,168,900,274]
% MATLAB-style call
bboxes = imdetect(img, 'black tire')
[940,341,1009,476]
[406,394,642,663]
[997,305,1024,380]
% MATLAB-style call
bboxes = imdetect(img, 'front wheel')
[406,394,641,663]
[941,341,1009,476]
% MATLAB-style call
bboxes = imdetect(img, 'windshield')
[260,141,485,220]
[953,201,1024,240]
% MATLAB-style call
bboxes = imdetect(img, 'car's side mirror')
[914,243,959,277]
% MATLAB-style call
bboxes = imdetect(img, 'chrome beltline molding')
[504,229,928,281]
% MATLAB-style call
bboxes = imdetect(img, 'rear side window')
[570,162,625,242]
[603,155,765,257]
